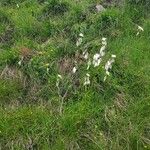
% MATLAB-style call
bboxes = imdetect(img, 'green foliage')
[0,0,150,149]
[43,0,70,16]
[0,79,23,104]
[0,0,25,6]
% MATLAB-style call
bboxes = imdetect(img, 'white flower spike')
[138,25,144,32]
[100,45,106,56]
[76,33,84,46]
[79,33,84,37]
[17,4,19,8]
[104,55,116,81]
[84,73,90,86]
[136,25,144,36]
[76,38,82,47]
[18,56,23,66]
[111,54,116,58]
[72,67,77,74]
[56,74,62,87]
[102,37,107,46]
[83,50,89,60]
[87,59,91,70]
[57,74,62,79]
[93,53,101,67]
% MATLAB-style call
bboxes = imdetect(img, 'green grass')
[0,0,150,149]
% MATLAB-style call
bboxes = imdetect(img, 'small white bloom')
[83,50,89,60]
[79,33,84,37]
[106,70,110,76]
[100,45,106,56]
[87,59,91,70]
[72,67,77,74]
[137,25,144,31]
[102,37,107,46]
[136,25,144,36]
[102,37,107,41]
[136,32,140,36]
[93,53,101,67]
[111,54,116,58]
[84,73,90,86]
[104,55,116,81]
[56,74,62,87]
[57,74,62,79]
[104,76,107,82]
[76,38,82,47]
[18,60,22,66]
[47,68,50,73]
[17,4,19,8]
[18,57,23,66]
[76,33,84,46]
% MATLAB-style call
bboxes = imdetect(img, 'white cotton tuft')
[72,67,77,74]
[104,55,116,81]
[137,25,144,31]
[93,53,101,67]
[111,54,116,58]
[76,38,83,47]
[79,33,84,37]
[57,74,62,79]
[83,50,89,60]
[100,45,106,56]
[84,73,90,86]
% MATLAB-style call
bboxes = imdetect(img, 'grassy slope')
[0,0,150,149]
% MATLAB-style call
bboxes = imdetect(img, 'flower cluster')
[56,33,116,87]
[92,38,107,67]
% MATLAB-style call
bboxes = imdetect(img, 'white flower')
[57,74,62,79]
[84,73,90,86]
[83,50,89,60]
[16,4,19,8]
[93,53,101,67]
[76,38,82,47]
[137,25,144,31]
[136,32,139,36]
[100,45,106,56]
[136,25,144,36]
[102,37,107,46]
[79,33,84,37]
[102,37,107,41]
[46,67,50,73]
[18,57,23,66]
[104,76,107,82]
[111,54,116,58]
[87,59,91,70]
[56,74,62,87]
[104,55,116,81]
[76,33,84,46]
[18,60,22,66]
[72,67,77,74]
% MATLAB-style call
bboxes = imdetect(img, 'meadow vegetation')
[0,0,150,149]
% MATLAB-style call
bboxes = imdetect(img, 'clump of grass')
[0,9,15,48]
[0,79,23,104]
[42,0,70,17]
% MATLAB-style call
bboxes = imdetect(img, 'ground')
[0,0,150,149]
